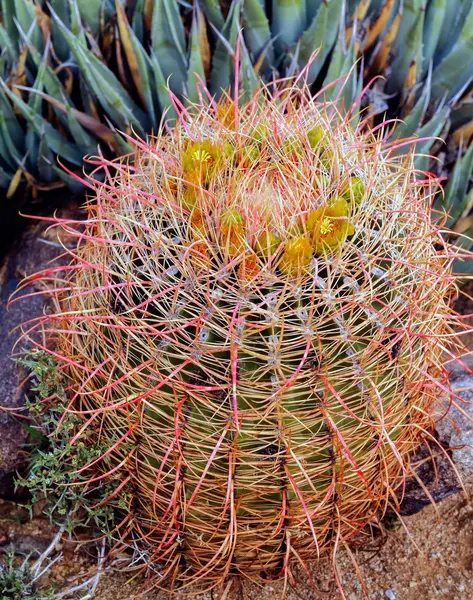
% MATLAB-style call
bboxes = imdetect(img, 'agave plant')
[1,0,473,261]
[14,81,470,595]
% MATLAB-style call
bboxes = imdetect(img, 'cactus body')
[24,87,462,594]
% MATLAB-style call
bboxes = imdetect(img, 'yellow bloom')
[181,140,223,184]
[220,209,246,257]
[279,236,312,275]
[307,198,354,254]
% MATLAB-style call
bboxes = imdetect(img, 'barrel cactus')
[21,83,465,595]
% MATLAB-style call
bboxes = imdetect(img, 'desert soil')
[1,481,472,600]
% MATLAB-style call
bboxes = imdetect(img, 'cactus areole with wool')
[25,86,463,594]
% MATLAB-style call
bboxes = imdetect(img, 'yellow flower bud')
[220,209,246,257]
[279,236,312,275]
[255,231,281,258]
[307,126,324,149]
[342,176,365,204]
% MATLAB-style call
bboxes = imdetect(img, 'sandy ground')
[92,486,473,600]
[1,481,472,600]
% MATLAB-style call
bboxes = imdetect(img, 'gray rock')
[0,200,82,498]
[437,369,473,480]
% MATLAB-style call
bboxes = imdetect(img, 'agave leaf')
[392,73,431,140]
[132,0,145,41]
[0,112,23,169]
[149,52,177,122]
[50,7,147,135]
[115,0,156,127]
[25,55,47,172]
[0,80,23,145]
[298,0,343,85]
[200,0,225,30]
[323,23,357,113]
[151,0,187,97]
[68,0,87,47]
[364,0,396,50]
[238,33,259,101]
[13,0,44,53]
[1,81,84,165]
[0,24,18,61]
[50,163,87,192]
[6,166,24,197]
[1,0,18,47]
[210,2,240,98]
[370,4,401,74]
[209,3,258,101]
[63,104,100,153]
[48,0,71,60]
[421,0,447,77]
[272,0,306,55]
[453,191,473,233]
[440,142,473,222]
[452,100,473,128]
[23,44,101,156]
[431,4,473,103]
[20,35,74,129]
[306,0,322,23]
[385,0,425,95]
[243,0,274,70]
[434,0,469,65]
[15,85,122,151]
[346,0,371,46]
[36,127,57,183]
[187,6,208,105]
[408,106,450,171]
[74,0,103,37]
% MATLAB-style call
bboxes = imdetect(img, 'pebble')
[385,591,396,600]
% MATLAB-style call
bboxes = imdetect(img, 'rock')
[436,369,473,481]
[393,437,460,517]
[0,197,83,499]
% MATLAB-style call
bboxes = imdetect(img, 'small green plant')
[0,551,54,600]
[15,350,131,537]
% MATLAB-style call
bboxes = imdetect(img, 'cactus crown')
[17,84,466,595]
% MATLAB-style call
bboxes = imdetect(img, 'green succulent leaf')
[116,0,156,127]
[1,81,84,166]
[385,0,425,95]
[243,0,274,70]
[422,0,447,76]
[272,0,306,55]
[298,0,343,85]
[151,0,187,97]
[187,6,207,105]
[431,4,473,102]
[440,142,473,223]
[50,7,148,135]
[209,1,240,98]
[200,0,225,30]
[322,24,357,114]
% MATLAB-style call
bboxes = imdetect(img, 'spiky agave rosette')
[15,84,470,595]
